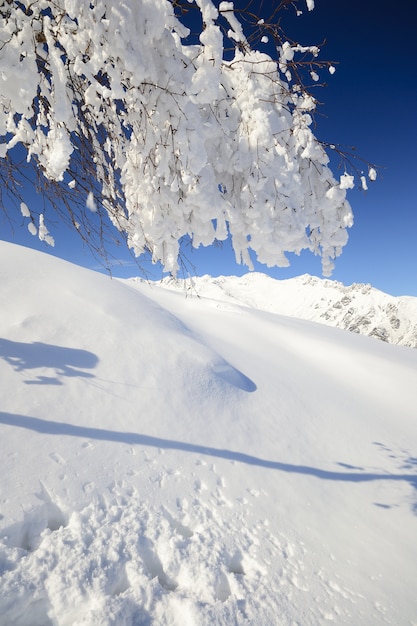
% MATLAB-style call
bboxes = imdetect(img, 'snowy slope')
[152,273,417,348]
[1,241,417,626]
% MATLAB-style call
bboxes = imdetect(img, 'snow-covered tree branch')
[0,0,374,275]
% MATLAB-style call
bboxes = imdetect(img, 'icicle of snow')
[368,167,377,181]
[282,42,294,62]
[38,215,55,246]
[20,202,31,218]
[39,124,73,182]
[28,222,37,236]
[86,192,97,212]
[306,0,315,10]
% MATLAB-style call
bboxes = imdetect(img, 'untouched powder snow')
[0,241,417,625]
[151,273,417,349]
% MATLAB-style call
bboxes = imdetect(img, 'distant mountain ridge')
[145,273,417,349]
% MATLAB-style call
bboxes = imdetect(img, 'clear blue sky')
[1,0,416,296]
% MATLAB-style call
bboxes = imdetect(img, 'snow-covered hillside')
[1,241,417,626]
[149,273,417,349]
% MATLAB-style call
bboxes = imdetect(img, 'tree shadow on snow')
[0,338,98,384]
[1,412,417,506]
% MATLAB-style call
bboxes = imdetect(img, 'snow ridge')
[151,273,417,349]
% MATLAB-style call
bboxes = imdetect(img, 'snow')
[38,214,55,247]
[19,203,31,218]
[1,0,356,276]
[1,241,417,625]
[339,173,355,190]
[154,272,417,349]
[86,191,98,213]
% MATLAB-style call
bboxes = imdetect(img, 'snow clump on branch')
[0,0,357,275]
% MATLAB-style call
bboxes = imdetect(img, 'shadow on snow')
[1,411,416,497]
[0,338,98,384]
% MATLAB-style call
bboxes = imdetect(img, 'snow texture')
[0,0,361,275]
[1,241,417,626]
[155,272,417,349]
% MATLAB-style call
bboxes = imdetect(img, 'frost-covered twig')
[0,0,371,276]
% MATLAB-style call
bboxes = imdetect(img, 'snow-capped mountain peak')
[147,272,417,349]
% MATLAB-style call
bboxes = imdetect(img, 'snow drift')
[0,241,416,625]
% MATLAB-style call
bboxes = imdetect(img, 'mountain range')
[148,272,417,349]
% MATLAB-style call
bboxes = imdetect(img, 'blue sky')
[1,0,416,296]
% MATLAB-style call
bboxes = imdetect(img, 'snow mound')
[1,242,417,625]
[152,272,417,348]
